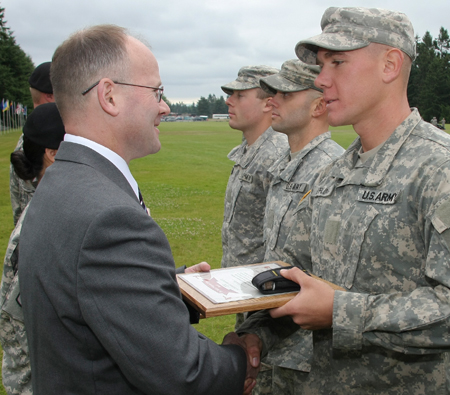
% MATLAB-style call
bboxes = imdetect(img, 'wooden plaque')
[177,261,297,318]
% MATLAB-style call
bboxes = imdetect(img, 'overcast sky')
[2,0,449,104]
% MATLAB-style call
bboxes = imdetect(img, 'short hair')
[51,24,130,119]
[256,87,272,100]
[29,87,44,107]
[367,43,412,87]
[307,88,323,101]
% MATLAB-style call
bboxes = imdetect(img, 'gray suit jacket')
[19,142,246,394]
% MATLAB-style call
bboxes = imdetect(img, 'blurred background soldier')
[9,62,54,225]
[1,103,65,395]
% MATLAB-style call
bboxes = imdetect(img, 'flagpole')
[1,99,3,135]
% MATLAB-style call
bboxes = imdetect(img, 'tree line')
[408,27,450,122]
[0,5,34,115]
[164,94,228,118]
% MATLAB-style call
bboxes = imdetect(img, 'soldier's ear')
[262,97,274,113]
[311,97,326,118]
[382,48,404,84]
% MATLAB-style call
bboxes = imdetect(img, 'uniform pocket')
[336,206,379,289]
[224,184,242,223]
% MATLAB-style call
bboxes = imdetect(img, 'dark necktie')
[138,189,147,212]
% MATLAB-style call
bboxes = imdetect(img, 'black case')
[252,266,301,294]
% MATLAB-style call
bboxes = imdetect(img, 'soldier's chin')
[228,120,241,131]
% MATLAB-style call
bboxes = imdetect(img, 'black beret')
[28,62,53,94]
[23,103,65,149]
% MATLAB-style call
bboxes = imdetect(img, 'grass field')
[0,122,357,392]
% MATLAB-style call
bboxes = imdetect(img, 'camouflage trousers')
[253,363,273,395]
[0,312,32,395]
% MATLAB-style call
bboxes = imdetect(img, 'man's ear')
[44,148,57,164]
[45,93,54,103]
[382,48,404,84]
[262,97,274,113]
[97,78,120,116]
[311,96,327,118]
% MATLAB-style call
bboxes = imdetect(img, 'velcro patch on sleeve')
[432,199,450,234]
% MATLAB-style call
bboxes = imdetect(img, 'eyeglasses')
[81,80,164,102]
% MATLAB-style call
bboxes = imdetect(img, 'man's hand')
[222,332,262,395]
[184,261,211,273]
[270,267,334,330]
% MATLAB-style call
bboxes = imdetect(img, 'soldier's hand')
[184,261,211,273]
[222,332,262,395]
[269,267,334,330]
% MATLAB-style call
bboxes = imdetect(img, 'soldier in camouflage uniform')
[220,66,288,272]
[249,60,344,395]
[10,62,54,226]
[260,60,344,264]
[1,103,65,395]
[238,7,450,394]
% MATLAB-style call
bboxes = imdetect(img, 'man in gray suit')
[19,25,261,395]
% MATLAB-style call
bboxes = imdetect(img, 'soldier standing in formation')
[251,59,344,394]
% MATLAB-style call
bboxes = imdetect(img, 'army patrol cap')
[221,65,279,95]
[295,7,416,64]
[28,62,53,94]
[260,59,322,95]
[23,102,65,149]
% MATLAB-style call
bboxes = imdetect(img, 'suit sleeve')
[77,205,246,394]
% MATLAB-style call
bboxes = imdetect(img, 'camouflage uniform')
[252,135,342,395]
[240,109,450,394]
[221,127,288,268]
[10,135,36,226]
[241,58,342,394]
[263,135,343,263]
[0,204,32,395]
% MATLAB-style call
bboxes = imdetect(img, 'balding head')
[51,24,130,120]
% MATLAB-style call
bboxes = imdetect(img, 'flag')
[2,99,9,112]
[23,106,27,117]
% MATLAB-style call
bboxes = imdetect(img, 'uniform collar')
[228,127,275,168]
[270,132,333,183]
[329,109,422,187]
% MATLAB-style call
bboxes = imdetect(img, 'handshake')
[222,332,262,395]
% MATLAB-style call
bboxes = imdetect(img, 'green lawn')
[0,122,358,391]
